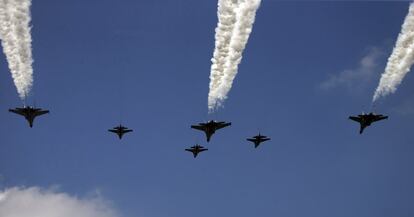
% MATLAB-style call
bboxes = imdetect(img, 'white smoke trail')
[208,0,238,111]
[373,3,414,102]
[0,0,33,100]
[208,0,261,112]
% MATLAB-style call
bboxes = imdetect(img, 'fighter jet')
[185,144,208,158]
[108,125,133,139]
[191,120,231,142]
[9,106,49,127]
[247,133,270,148]
[349,112,388,134]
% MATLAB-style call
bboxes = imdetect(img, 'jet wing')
[9,109,25,116]
[199,148,208,152]
[35,110,49,116]
[108,129,118,133]
[373,115,388,122]
[185,148,193,153]
[262,138,271,142]
[349,116,361,123]
[124,129,133,133]
[247,138,256,143]
[191,125,206,131]
[216,122,231,130]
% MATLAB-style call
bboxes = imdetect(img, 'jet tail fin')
[206,132,212,142]
[359,125,365,134]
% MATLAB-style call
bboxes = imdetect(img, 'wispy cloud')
[319,47,385,92]
[0,186,121,217]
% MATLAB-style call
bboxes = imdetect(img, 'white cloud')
[320,47,384,91]
[0,186,121,217]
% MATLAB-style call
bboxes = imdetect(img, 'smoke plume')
[373,3,414,102]
[208,0,261,111]
[0,0,34,100]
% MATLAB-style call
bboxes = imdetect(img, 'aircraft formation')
[0,0,401,161]
[8,105,389,158]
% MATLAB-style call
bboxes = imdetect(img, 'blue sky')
[1,1,414,217]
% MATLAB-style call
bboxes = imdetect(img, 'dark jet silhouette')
[349,112,388,134]
[108,125,133,139]
[191,120,231,142]
[247,133,270,148]
[9,106,49,127]
[185,144,208,158]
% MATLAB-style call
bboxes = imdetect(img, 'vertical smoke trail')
[373,3,414,102]
[208,0,238,111]
[215,0,261,108]
[208,0,261,111]
[0,0,33,100]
